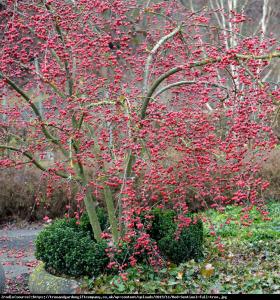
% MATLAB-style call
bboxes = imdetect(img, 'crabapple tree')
[0,0,279,261]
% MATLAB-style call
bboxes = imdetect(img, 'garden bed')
[28,202,280,294]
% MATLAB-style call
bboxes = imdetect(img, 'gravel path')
[0,226,42,294]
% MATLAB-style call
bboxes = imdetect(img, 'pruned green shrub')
[35,219,109,277]
[148,209,177,241]
[149,208,204,265]
[35,207,203,279]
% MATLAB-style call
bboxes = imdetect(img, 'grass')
[204,202,280,242]
[199,201,280,294]
[86,201,280,294]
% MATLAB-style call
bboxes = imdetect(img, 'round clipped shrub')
[148,209,176,241]
[149,208,204,265]
[35,219,109,278]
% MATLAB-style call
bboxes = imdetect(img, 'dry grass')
[0,166,79,223]
[259,147,280,201]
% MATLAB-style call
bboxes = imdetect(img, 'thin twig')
[0,144,70,179]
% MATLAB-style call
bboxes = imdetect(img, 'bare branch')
[153,80,229,101]
[153,80,196,98]
[15,59,67,99]
[237,58,278,104]
[0,72,68,156]
[143,25,182,94]
[0,73,55,141]
[235,52,280,60]
[0,144,70,179]
[140,51,280,119]
[86,100,115,109]
[45,3,74,97]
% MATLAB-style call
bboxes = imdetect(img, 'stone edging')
[28,262,83,294]
[0,262,5,294]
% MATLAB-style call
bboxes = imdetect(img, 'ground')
[0,222,42,294]
[0,203,279,294]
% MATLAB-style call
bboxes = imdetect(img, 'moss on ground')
[28,262,82,294]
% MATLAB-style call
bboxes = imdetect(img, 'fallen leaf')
[176,272,183,280]
[201,263,215,277]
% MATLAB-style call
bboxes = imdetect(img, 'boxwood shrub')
[149,208,204,265]
[35,207,203,278]
[35,219,109,277]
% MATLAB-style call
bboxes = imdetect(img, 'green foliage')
[204,202,280,242]
[157,222,204,265]
[149,208,176,240]
[35,218,109,277]
[35,201,279,295]
[149,208,204,264]
[88,201,280,294]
